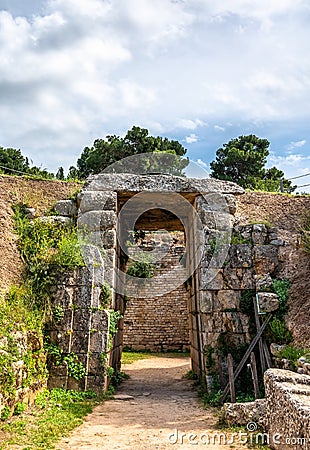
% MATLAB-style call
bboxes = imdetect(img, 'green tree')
[67,166,80,180]
[0,146,54,179]
[56,167,65,180]
[210,135,295,192]
[0,147,30,174]
[74,126,188,179]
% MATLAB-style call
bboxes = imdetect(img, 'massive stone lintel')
[82,173,245,195]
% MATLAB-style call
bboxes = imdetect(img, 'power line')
[288,172,310,180]
[0,164,32,176]
[0,164,54,180]
[296,183,310,189]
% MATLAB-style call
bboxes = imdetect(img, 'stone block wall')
[47,267,109,393]
[123,236,190,351]
[264,369,310,450]
[196,195,283,385]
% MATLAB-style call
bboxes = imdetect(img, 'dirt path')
[57,356,248,449]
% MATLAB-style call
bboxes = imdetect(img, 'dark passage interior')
[110,192,200,372]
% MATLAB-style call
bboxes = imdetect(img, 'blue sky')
[0,0,310,191]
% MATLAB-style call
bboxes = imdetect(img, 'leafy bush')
[268,317,292,345]
[265,278,291,344]
[12,203,85,314]
[0,287,47,404]
[14,402,27,415]
[45,343,86,380]
[278,345,309,367]
[270,278,290,318]
[127,253,156,278]
[108,310,122,349]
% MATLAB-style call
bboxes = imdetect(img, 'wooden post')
[250,352,260,399]
[228,354,236,403]
[253,296,266,377]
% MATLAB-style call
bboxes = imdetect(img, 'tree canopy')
[74,126,189,178]
[210,135,296,193]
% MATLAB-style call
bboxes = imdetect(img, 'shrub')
[127,253,156,278]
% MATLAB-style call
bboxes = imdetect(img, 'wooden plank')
[250,352,260,399]
[220,314,272,404]
[263,339,273,368]
[253,295,266,377]
[228,354,236,403]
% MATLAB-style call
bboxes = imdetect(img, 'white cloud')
[1,0,310,172]
[214,125,225,132]
[176,118,206,130]
[287,139,306,150]
[185,134,198,144]
[196,158,208,168]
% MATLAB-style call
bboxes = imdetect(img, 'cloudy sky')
[0,0,310,190]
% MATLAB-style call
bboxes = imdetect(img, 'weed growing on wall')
[99,282,112,308]
[13,202,85,315]
[108,310,122,349]
[44,342,86,381]
[266,278,292,344]
[126,253,156,278]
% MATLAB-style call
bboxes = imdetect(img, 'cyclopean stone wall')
[196,219,283,387]
[46,267,109,393]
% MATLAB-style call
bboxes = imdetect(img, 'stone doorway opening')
[109,192,200,375]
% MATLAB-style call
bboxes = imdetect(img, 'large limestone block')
[78,210,117,232]
[223,267,255,290]
[252,223,268,245]
[55,200,78,217]
[257,292,279,313]
[228,244,253,268]
[222,399,266,426]
[83,173,245,195]
[201,269,224,290]
[264,369,310,450]
[254,245,278,275]
[78,191,117,213]
[216,290,241,311]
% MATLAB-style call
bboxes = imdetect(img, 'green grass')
[121,350,190,365]
[121,350,155,365]
[0,389,98,450]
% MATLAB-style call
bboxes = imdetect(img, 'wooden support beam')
[250,352,260,399]
[253,295,266,377]
[220,314,272,404]
[228,354,236,403]
[263,340,273,369]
